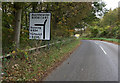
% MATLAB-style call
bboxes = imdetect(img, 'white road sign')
[29,13,51,40]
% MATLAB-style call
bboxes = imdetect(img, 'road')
[44,40,119,81]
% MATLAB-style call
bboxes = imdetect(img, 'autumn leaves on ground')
[2,38,81,81]
[2,2,120,82]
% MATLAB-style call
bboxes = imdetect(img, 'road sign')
[29,13,51,40]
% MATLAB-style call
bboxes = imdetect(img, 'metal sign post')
[48,41,50,49]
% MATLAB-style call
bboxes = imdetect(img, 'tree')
[13,3,23,49]
[100,8,119,27]
[2,2,107,51]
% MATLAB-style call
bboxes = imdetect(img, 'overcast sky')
[0,1,119,11]
[102,0,120,10]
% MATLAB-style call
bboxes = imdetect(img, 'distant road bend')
[44,40,119,81]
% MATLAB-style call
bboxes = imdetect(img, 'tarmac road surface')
[44,40,119,81]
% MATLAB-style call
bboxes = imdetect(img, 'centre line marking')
[99,46,107,55]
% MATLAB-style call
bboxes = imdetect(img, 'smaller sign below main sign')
[29,13,51,40]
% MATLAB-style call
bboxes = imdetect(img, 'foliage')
[100,8,120,27]
[2,2,106,54]
[2,38,80,81]
[83,7,120,39]
[85,25,120,38]
[2,27,14,54]
[2,2,113,81]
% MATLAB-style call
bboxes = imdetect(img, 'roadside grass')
[80,37,120,44]
[2,38,81,81]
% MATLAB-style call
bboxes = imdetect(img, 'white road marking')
[94,41,107,55]
[95,42,107,55]
[99,46,107,55]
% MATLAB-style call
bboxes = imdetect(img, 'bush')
[2,27,14,54]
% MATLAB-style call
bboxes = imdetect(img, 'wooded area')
[1,2,120,81]
[83,7,120,38]
[2,2,107,54]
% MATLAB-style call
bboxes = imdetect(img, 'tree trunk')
[13,8,22,49]
[25,11,28,29]
[81,29,82,35]
[32,3,37,12]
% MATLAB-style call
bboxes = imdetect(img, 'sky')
[0,0,119,13]
[102,0,120,10]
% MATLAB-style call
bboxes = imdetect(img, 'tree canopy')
[2,2,106,51]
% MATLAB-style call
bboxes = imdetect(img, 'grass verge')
[80,37,120,45]
[2,38,81,81]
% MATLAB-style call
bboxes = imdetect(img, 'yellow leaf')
[12,51,16,54]
[25,52,27,55]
